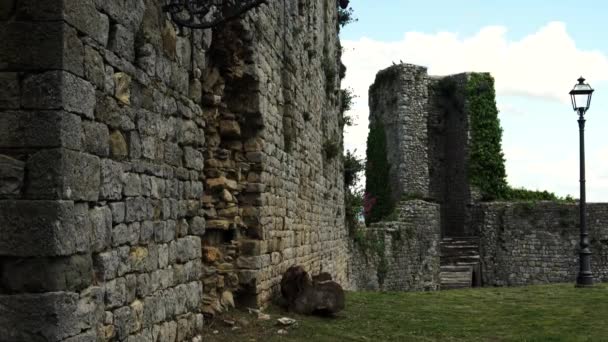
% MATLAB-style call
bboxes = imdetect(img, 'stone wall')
[235,0,348,307]
[349,200,441,291]
[1,0,208,340]
[0,0,346,339]
[473,202,608,286]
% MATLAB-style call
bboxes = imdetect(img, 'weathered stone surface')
[219,120,241,137]
[100,159,124,200]
[350,200,441,291]
[82,120,110,157]
[0,154,24,197]
[0,72,19,108]
[0,111,82,150]
[0,254,93,292]
[26,148,100,201]
[109,24,135,62]
[113,72,132,105]
[85,45,106,89]
[109,130,129,159]
[89,206,112,252]
[0,21,62,70]
[184,147,204,171]
[0,200,87,256]
[21,71,95,118]
[95,94,136,130]
[0,292,84,341]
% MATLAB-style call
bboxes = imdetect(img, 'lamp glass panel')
[574,93,590,110]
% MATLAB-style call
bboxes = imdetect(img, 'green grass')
[202,284,608,342]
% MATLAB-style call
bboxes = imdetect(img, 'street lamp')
[569,76,594,287]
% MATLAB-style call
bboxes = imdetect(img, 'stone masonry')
[473,202,608,286]
[349,200,441,291]
[0,0,346,340]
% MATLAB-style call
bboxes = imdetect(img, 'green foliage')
[345,188,363,235]
[337,7,357,28]
[323,138,340,160]
[344,149,364,188]
[322,56,336,95]
[466,73,509,200]
[339,88,357,127]
[344,150,364,234]
[365,122,394,224]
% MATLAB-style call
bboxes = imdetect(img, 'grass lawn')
[201,283,608,342]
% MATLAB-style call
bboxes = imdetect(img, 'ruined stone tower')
[367,63,476,237]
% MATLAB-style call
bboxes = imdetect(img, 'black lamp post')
[569,76,594,287]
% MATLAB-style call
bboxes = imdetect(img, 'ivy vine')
[467,73,509,200]
[364,122,394,224]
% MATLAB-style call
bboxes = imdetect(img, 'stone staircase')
[440,237,481,290]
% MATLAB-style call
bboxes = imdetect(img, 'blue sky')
[340,0,608,201]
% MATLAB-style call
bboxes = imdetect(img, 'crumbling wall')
[473,202,608,286]
[349,200,441,291]
[231,0,348,307]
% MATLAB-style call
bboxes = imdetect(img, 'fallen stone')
[280,265,345,316]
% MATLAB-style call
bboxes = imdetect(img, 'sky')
[339,0,608,202]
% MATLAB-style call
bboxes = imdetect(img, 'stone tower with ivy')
[366,63,504,237]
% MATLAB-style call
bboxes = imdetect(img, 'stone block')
[110,202,126,223]
[63,24,85,76]
[184,147,204,171]
[0,154,24,197]
[220,120,241,137]
[84,45,105,89]
[0,254,93,292]
[93,250,119,280]
[109,130,129,159]
[95,94,136,130]
[104,278,127,309]
[175,236,202,263]
[0,292,83,341]
[0,110,82,150]
[100,159,124,200]
[26,148,100,201]
[114,306,134,340]
[189,216,206,236]
[82,120,110,157]
[109,24,135,62]
[94,0,145,32]
[0,21,62,71]
[15,0,111,45]
[112,72,132,105]
[0,200,89,256]
[0,72,20,108]
[21,71,95,118]
[89,206,112,252]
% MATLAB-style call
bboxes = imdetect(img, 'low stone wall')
[474,202,608,286]
[349,200,441,291]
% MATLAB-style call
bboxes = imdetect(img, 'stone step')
[439,237,480,290]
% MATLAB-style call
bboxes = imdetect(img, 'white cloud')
[341,21,608,200]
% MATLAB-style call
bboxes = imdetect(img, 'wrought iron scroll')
[163,0,268,29]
